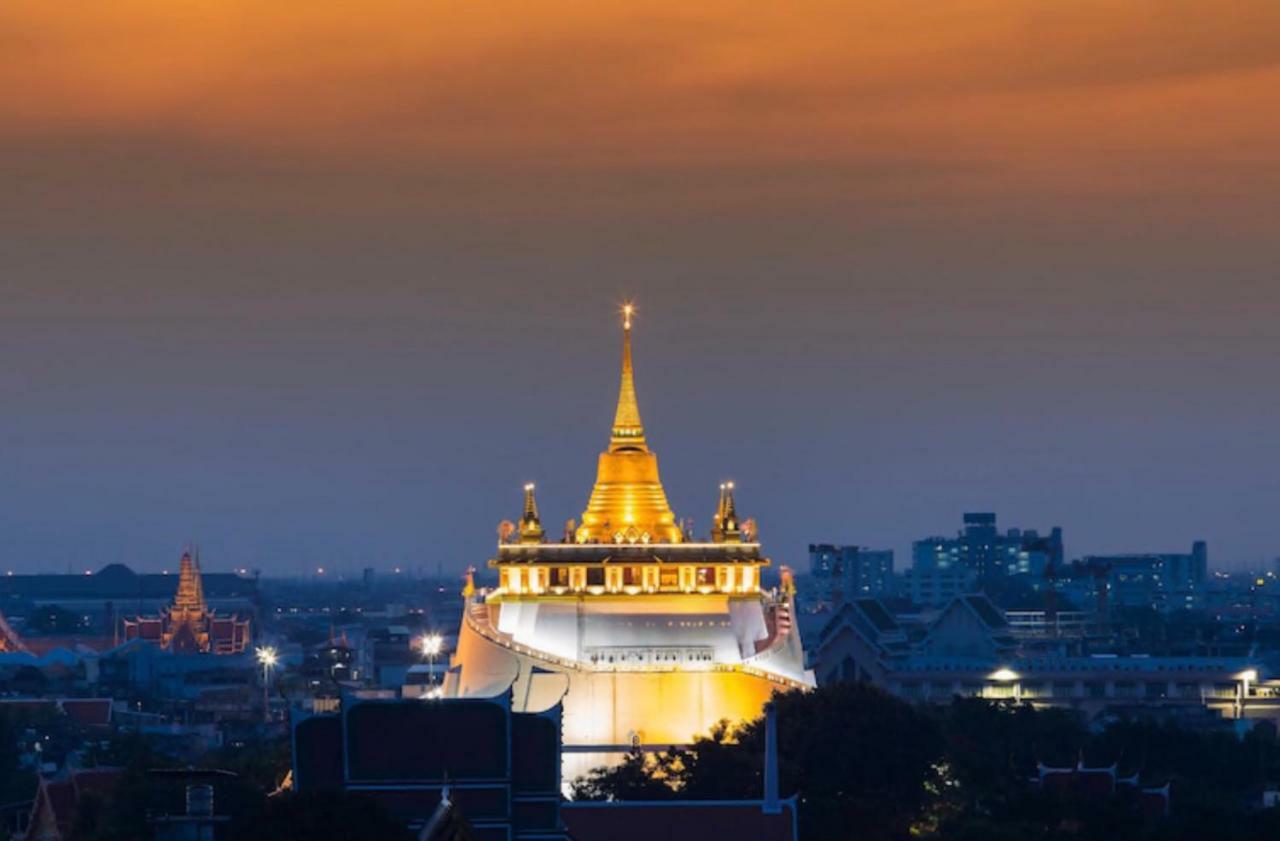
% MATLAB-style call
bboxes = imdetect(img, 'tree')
[572,682,944,841]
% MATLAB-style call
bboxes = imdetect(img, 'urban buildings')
[1081,542,1209,610]
[806,544,894,606]
[912,512,1063,580]
[447,309,813,780]
[810,593,1280,723]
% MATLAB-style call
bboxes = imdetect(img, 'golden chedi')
[446,305,814,783]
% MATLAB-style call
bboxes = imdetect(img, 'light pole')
[256,646,278,722]
[420,634,443,698]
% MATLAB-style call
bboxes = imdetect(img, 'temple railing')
[462,594,810,689]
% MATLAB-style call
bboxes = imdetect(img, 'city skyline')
[4,2,1280,573]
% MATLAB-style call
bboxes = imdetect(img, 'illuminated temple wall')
[448,609,802,782]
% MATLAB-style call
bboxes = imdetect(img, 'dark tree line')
[572,681,1280,841]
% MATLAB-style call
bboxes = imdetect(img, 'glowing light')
[989,668,1019,682]
[524,482,535,492]
[1237,669,1258,683]
[622,301,634,329]
[316,567,325,575]
[256,646,278,668]
[420,634,443,657]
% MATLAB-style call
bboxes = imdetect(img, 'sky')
[2,1,1280,576]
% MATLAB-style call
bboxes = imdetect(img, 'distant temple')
[121,552,251,654]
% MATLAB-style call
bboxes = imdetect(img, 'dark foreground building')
[293,693,568,840]
[291,690,799,840]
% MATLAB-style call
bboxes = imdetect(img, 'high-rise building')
[1083,541,1208,610]
[807,544,894,604]
[447,308,813,780]
[912,512,1063,580]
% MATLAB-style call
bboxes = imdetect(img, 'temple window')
[605,567,623,592]
[696,567,714,585]
[552,567,570,587]
[643,567,659,591]
[679,566,695,592]
[659,568,679,590]
[586,568,605,587]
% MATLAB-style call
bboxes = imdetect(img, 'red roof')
[27,769,122,840]
[561,800,798,841]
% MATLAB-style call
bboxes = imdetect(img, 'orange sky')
[4,1,1279,220]
[4,3,1280,572]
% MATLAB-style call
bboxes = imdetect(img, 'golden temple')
[447,305,813,782]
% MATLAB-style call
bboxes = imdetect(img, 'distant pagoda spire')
[519,483,545,544]
[174,551,207,613]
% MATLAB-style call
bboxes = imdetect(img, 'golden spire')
[174,551,206,613]
[711,481,742,543]
[610,303,646,452]
[519,482,545,543]
[576,305,683,544]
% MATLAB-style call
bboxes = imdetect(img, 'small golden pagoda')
[448,305,813,782]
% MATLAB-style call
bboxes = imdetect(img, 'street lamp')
[420,634,443,697]
[988,667,1020,703]
[257,646,278,722]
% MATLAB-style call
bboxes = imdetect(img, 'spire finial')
[609,303,646,452]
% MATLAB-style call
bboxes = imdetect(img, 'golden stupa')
[446,305,813,783]
[575,305,683,545]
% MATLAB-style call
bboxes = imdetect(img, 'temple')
[122,551,251,654]
[447,305,814,781]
